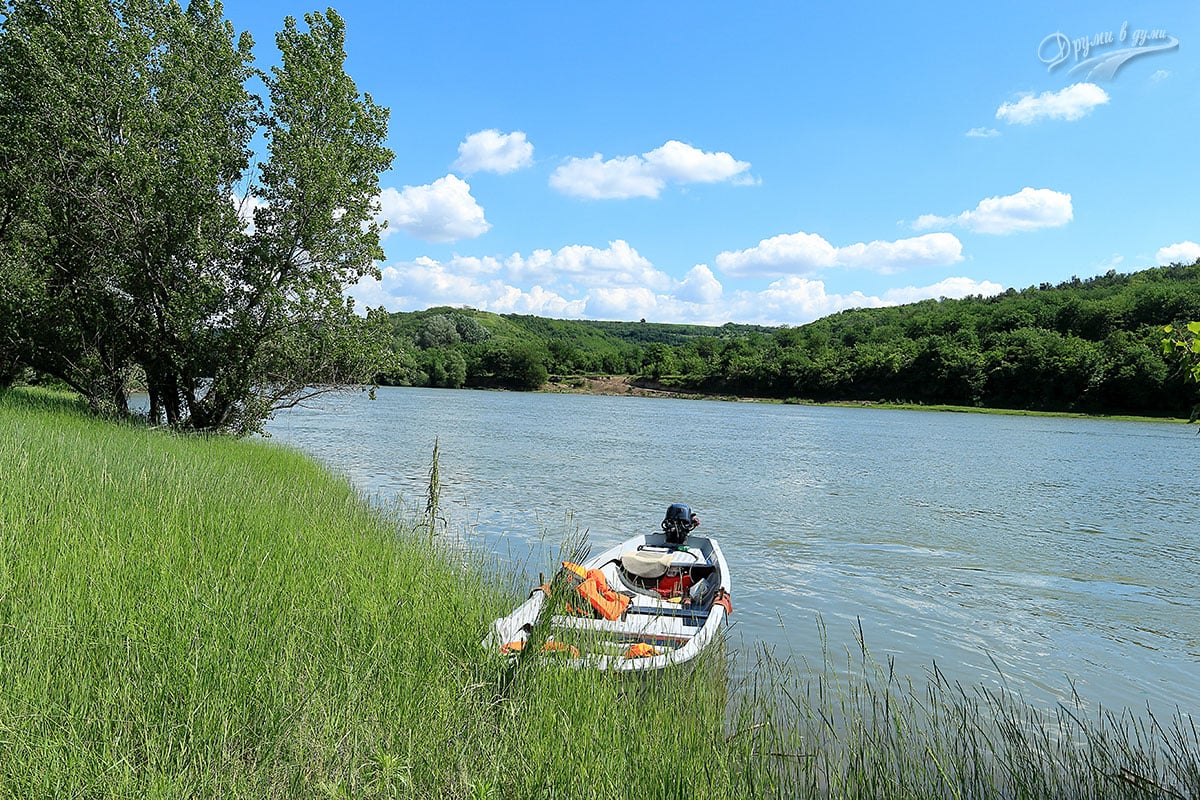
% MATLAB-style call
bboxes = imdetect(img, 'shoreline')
[538,374,1188,424]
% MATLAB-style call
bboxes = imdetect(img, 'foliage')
[383,264,1200,417]
[0,0,395,434]
[383,306,744,389]
[727,264,1200,416]
[1162,320,1200,419]
[1162,321,1200,382]
[472,339,550,390]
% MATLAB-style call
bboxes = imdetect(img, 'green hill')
[381,307,772,389]
[382,263,1200,417]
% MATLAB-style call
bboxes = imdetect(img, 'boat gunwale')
[486,531,731,672]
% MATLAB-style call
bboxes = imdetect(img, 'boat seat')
[620,547,710,578]
[625,604,709,624]
[550,611,700,639]
[620,550,674,578]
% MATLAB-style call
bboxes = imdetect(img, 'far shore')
[120,377,1190,424]
[538,374,1189,424]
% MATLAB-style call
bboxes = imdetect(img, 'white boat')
[486,504,732,672]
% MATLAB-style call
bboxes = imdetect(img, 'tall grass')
[724,620,1200,799]
[2,386,1196,799]
[0,388,735,798]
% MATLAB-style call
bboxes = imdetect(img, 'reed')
[2,386,1195,799]
[724,619,1200,799]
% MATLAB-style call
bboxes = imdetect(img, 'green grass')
[778,396,1187,423]
[827,401,1188,424]
[0,388,736,798]
[2,386,1197,799]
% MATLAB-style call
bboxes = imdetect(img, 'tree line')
[384,263,1200,418]
[2,1,1195,428]
[378,309,769,391]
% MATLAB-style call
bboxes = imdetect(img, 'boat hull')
[486,533,731,672]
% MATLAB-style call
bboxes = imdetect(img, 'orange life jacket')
[624,642,659,659]
[577,568,630,620]
[499,639,581,658]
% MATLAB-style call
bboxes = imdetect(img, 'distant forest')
[379,262,1200,418]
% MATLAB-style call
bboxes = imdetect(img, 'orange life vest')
[624,642,659,659]
[577,568,630,620]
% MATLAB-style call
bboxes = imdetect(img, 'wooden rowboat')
[486,510,731,672]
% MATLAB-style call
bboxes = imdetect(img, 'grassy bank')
[2,387,1196,798]
[815,400,1187,424]
[0,388,736,798]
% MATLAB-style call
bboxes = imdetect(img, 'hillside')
[381,263,1200,417]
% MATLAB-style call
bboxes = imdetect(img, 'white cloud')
[377,175,490,242]
[641,140,750,183]
[351,242,1003,328]
[1150,69,1172,83]
[880,276,1005,305]
[676,264,723,304]
[353,254,706,324]
[352,257,583,318]
[549,154,662,199]
[995,82,1109,125]
[914,188,1073,235]
[490,284,584,317]
[1157,241,1200,265]
[586,286,661,320]
[550,140,752,199]
[508,240,671,291]
[452,129,534,175]
[965,127,1001,138]
[726,277,884,323]
[725,276,1005,325]
[714,231,838,276]
[715,231,961,278]
[836,234,965,274]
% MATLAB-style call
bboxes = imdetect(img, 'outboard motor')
[662,503,698,546]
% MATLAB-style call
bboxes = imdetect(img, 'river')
[264,386,1199,718]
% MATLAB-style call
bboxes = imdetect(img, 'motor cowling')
[662,503,697,545]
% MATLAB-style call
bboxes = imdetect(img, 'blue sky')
[233,1,1199,326]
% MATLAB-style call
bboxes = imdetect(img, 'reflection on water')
[260,387,1198,717]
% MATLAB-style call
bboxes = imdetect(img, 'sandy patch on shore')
[543,375,680,398]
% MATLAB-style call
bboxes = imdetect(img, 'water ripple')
[265,388,1200,718]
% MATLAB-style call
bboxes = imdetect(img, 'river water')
[264,387,1199,717]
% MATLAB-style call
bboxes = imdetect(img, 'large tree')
[0,0,395,433]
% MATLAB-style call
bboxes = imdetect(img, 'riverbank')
[0,388,735,797]
[3,386,1196,798]
[541,373,1187,423]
